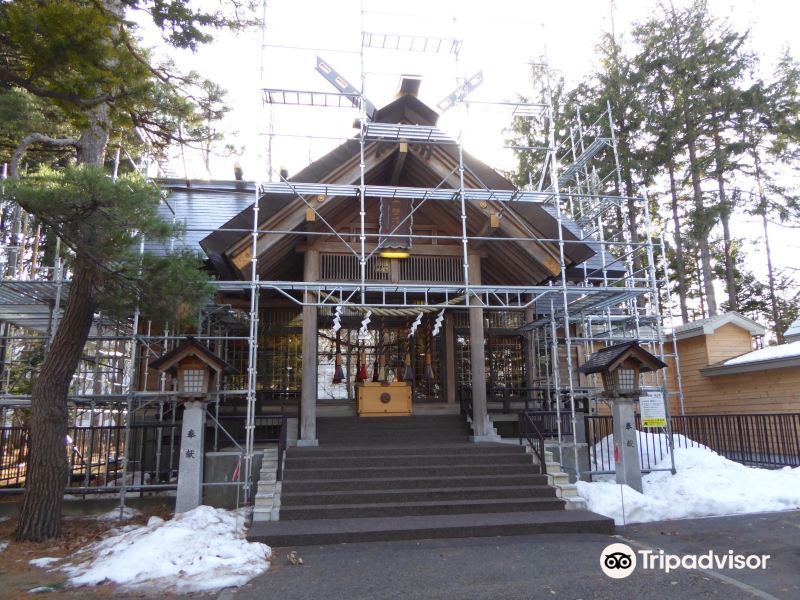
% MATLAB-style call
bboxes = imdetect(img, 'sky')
[139,0,800,312]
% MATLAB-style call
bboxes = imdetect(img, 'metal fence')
[586,413,800,479]
[522,410,576,437]
[0,422,181,493]
[214,415,287,480]
[671,413,800,469]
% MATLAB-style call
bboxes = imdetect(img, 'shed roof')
[785,316,800,343]
[672,312,767,341]
[145,180,255,256]
[701,340,800,376]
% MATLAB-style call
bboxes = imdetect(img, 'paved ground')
[221,510,800,600]
[622,510,800,600]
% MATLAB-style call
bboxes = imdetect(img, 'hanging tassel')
[372,320,381,382]
[403,332,414,383]
[357,346,368,383]
[377,319,389,381]
[332,329,345,384]
[424,322,434,382]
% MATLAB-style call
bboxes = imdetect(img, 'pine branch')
[0,66,116,109]
[9,134,80,179]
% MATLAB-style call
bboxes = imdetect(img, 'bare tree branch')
[0,66,116,109]
[10,134,80,179]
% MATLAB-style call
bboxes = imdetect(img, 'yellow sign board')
[640,392,667,428]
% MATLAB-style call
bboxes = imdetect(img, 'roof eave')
[701,355,800,376]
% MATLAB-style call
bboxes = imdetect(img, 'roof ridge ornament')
[315,56,377,120]
[436,71,484,113]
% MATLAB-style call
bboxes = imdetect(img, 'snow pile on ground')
[91,506,142,521]
[724,340,800,365]
[0,541,7,553]
[61,506,271,593]
[578,446,800,525]
[589,431,706,472]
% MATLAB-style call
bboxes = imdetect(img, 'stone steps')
[248,511,614,546]
[281,473,550,492]
[288,443,523,458]
[285,452,532,469]
[281,497,566,520]
[281,485,557,506]
[284,463,540,479]
[248,415,611,543]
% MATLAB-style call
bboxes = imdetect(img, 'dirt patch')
[0,508,209,598]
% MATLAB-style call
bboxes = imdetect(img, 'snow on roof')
[723,340,800,366]
[785,316,800,342]
[672,312,767,341]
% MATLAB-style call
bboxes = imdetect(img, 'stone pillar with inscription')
[611,397,643,493]
[175,400,207,513]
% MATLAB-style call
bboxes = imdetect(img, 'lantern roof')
[578,340,667,375]
[149,336,237,375]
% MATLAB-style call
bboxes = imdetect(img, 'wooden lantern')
[578,341,667,398]
[149,337,237,400]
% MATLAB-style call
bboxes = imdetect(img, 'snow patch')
[61,505,270,593]
[589,431,705,473]
[91,507,142,521]
[578,446,800,525]
[29,557,60,568]
[0,541,8,553]
[723,340,800,365]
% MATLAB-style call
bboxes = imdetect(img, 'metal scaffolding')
[0,0,685,501]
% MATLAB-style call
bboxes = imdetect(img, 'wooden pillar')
[467,254,498,441]
[298,249,319,446]
[524,305,536,388]
[444,314,456,404]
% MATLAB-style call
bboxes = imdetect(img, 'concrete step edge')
[281,497,566,511]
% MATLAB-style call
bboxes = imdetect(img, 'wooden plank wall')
[664,324,800,415]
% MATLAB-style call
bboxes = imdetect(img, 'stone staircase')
[248,415,612,545]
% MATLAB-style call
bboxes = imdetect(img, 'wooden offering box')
[357,382,412,417]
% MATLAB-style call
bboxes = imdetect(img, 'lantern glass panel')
[617,368,638,393]
[183,369,206,393]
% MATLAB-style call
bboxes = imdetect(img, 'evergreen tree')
[0,0,256,541]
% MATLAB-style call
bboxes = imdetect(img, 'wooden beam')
[296,241,487,257]
[227,145,396,269]
[389,143,408,186]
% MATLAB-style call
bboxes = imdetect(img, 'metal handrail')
[518,412,547,474]
[213,414,288,481]
[520,410,575,437]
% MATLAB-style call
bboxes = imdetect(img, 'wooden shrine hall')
[194,80,618,447]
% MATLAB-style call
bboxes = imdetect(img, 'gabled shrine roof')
[198,92,621,286]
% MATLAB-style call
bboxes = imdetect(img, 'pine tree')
[0,0,256,541]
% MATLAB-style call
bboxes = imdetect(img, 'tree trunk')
[719,205,737,312]
[667,160,690,322]
[14,100,110,541]
[751,151,782,342]
[762,211,782,343]
[76,105,111,166]
[16,262,98,541]
[712,118,737,312]
[684,109,717,315]
[695,246,706,318]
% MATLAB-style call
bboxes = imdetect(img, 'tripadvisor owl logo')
[600,542,771,578]
[600,543,637,579]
